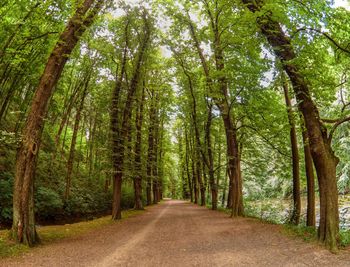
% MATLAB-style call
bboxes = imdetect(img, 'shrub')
[35,187,63,220]
[0,173,13,224]
[340,230,350,247]
[121,185,135,209]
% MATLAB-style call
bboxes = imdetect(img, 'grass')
[283,225,350,249]
[0,234,29,258]
[0,209,144,259]
[282,224,317,243]
[205,203,231,215]
[340,229,350,247]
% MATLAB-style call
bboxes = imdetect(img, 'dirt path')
[1,200,350,267]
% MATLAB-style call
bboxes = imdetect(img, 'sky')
[334,0,350,9]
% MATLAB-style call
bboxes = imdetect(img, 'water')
[245,195,350,229]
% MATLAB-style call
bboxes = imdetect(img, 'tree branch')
[293,27,350,55]
[329,115,350,142]
[241,125,291,158]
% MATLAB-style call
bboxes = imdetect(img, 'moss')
[0,209,144,258]
[0,231,30,258]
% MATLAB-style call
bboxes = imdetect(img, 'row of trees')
[166,0,350,251]
[0,0,174,246]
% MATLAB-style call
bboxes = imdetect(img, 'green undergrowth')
[0,209,144,259]
[282,225,317,243]
[205,204,231,215]
[339,230,350,247]
[283,226,350,248]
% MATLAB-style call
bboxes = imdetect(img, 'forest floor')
[1,200,350,267]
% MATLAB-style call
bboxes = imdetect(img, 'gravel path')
[1,200,350,267]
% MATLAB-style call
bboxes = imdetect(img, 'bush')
[244,199,288,224]
[121,185,135,209]
[340,230,350,247]
[63,184,112,216]
[0,172,13,224]
[35,187,63,220]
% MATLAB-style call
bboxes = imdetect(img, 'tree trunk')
[282,75,301,225]
[88,111,97,177]
[206,103,217,210]
[153,103,160,204]
[185,130,194,202]
[110,17,129,216]
[221,113,243,217]
[243,0,339,250]
[197,155,205,206]
[11,0,103,246]
[189,133,199,204]
[55,80,82,147]
[64,73,90,200]
[110,13,151,219]
[0,75,19,124]
[133,87,145,210]
[226,172,233,209]
[302,119,316,227]
[146,93,156,206]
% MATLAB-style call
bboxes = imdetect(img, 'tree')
[242,0,340,250]
[282,75,301,225]
[133,86,145,210]
[12,0,104,246]
[110,8,151,219]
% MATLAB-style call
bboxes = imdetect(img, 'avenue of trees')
[1,0,350,252]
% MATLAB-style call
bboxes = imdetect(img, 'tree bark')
[185,130,194,202]
[11,0,103,246]
[146,91,156,205]
[133,86,145,210]
[206,103,217,210]
[243,0,339,250]
[282,75,301,225]
[153,100,160,204]
[301,118,316,227]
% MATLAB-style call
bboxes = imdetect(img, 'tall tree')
[242,0,340,250]
[110,9,151,219]
[64,68,93,200]
[12,0,104,246]
[185,5,243,216]
[301,118,316,227]
[282,76,301,225]
[133,86,145,210]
